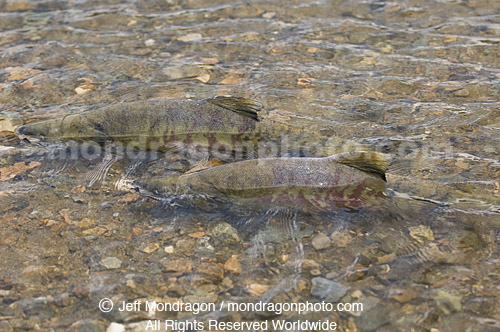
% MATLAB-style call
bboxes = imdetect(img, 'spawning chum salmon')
[15,97,325,154]
[137,151,390,210]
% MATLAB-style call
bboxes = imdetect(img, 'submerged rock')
[310,277,349,302]
[206,222,241,246]
[106,322,125,332]
[99,257,122,269]
[312,232,331,250]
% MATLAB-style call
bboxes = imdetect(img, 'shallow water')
[1,0,500,331]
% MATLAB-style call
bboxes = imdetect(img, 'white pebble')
[145,39,155,47]
[106,322,125,332]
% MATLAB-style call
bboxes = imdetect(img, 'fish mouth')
[15,125,29,136]
[14,125,41,143]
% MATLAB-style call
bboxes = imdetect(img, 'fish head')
[15,119,63,140]
[15,116,107,141]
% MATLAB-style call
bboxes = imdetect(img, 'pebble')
[376,42,394,53]
[164,245,174,254]
[222,276,234,289]
[72,284,91,299]
[297,77,312,86]
[195,73,211,83]
[351,290,363,299]
[84,235,98,241]
[71,195,85,203]
[54,293,71,307]
[14,296,49,315]
[162,259,193,273]
[82,227,106,236]
[100,257,122,269]
[312,232,331,250]
[199,57,219,64]
[330,231,353,247]
[77,218,95,229]
[355,304,390,331]
[121,193,140,203]
[100,201,113,210]
[188,231,205,239]
[247,283,270,296]
[161,65,205,80]
[359,57,376,65]
[144,39,155,47]
[262,12,276,18]
[0,161,41,181]
[196,263,225,281]
[74,79,94,95]
[69,319,106,331]
[196,236,215,253]
[219,76,245,85]
[142,243,160,254]
[207,222,240,245]
[5,67,41,81]
[434,290,462,313]
[310,269,322,276]
[132,227,143,236]
[126,321,149,332]
[178,33,202,42]
[310,277,349,302]
[378,253,397,264]
[106,322,125,332]
[0,118,22,132]
[175,238,196,254]
[296,279,309,292]
[224,255,242,274]
[409,225,434,243]
[390,288,418,303]
[302,259,321,270]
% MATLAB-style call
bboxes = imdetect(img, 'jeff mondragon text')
[118,300,362,315]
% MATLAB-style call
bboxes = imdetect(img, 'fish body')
[16,97,366,158]
[138,151,390,210]
[16,97,298,153]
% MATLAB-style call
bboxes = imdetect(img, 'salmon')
[15,96,365,158]
[136,151,390,210]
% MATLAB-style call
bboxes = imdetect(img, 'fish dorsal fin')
[331,151,391,181]
[208,96,263,121]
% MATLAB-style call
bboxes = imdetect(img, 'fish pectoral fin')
[208,96,263,121]
[334,151,391,181]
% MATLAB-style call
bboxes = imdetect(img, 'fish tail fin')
[208,96,263,121]
[332,151,391,181]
